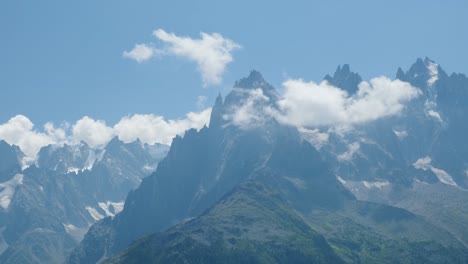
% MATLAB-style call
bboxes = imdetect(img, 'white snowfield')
[413,156,458,187]
[0,174,24,210]
[86,201,125,221]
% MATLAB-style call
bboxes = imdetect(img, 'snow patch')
[98,201,125,217]
[284,177,307,189]
[84,150,97,170]
[67,167,80,174]
[85,206,104,221]
[62,223,88,242]
[431,167,457,186]
[96,149,106,163]
[413,156,432,170]
[338,142,360,161]
[413,157,457,187]
[63,223,78,233]
[362,180,390,189]
[143,164,156,173]
[66,149,98,174]
[0,174,24,209]
[427,61,439,86]
[299,128,329,149]
[336,175,347,185]
[393,130,408,139]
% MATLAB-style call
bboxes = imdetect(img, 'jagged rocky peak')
[105,136,125,150]
[36,141,96,174]
[0,140,23,179]
[214,92,223,106]
[324,64,362,94]
[208,93,225,129]
[234,70,274,91]
[396,57,448,89]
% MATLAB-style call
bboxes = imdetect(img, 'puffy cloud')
[0,115,66,159]
[124,29,240,86]
[0,109,211,161]
[223,77,420,131]
[276,77,421,127]
[114,108,211,145]
[122,43,160,63]
[72,117,114,148]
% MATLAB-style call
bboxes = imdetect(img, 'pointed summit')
[341,64,351,75]
[214,93,223,106]
[396,67,405,80]
[209,93,224,129]
[105,136,125,152]
[396,57,447,88]
[324,64,362,94]
[225,70,279,107]
[234,70,274,91]
[0,140,22,179]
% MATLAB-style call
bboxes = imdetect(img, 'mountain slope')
[105,181,467,264]
[105,181,344,264]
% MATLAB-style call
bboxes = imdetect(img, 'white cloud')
[122,43,160,63]
[275,77,421,127]
[0,109,211,161]
[223,89,273,129]
[427,110,443,122]
[124,29,240,86]
[0,115,66,159]
[153,29,240,86]
[72,117,114,148]
[114,108,211,145]
[223,77,419,131]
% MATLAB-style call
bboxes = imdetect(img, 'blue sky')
[1,0,467,131]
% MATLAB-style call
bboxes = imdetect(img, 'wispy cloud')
[223,88,273,129]
[196,96,207,109]
[122,43,160,63]
[123,29,240,86]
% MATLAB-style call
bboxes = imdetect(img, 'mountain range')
[1,57,467,263]
[72,58,467,263]
[0,138,168,263]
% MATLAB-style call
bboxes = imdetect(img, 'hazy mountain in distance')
[0,138,169,264]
